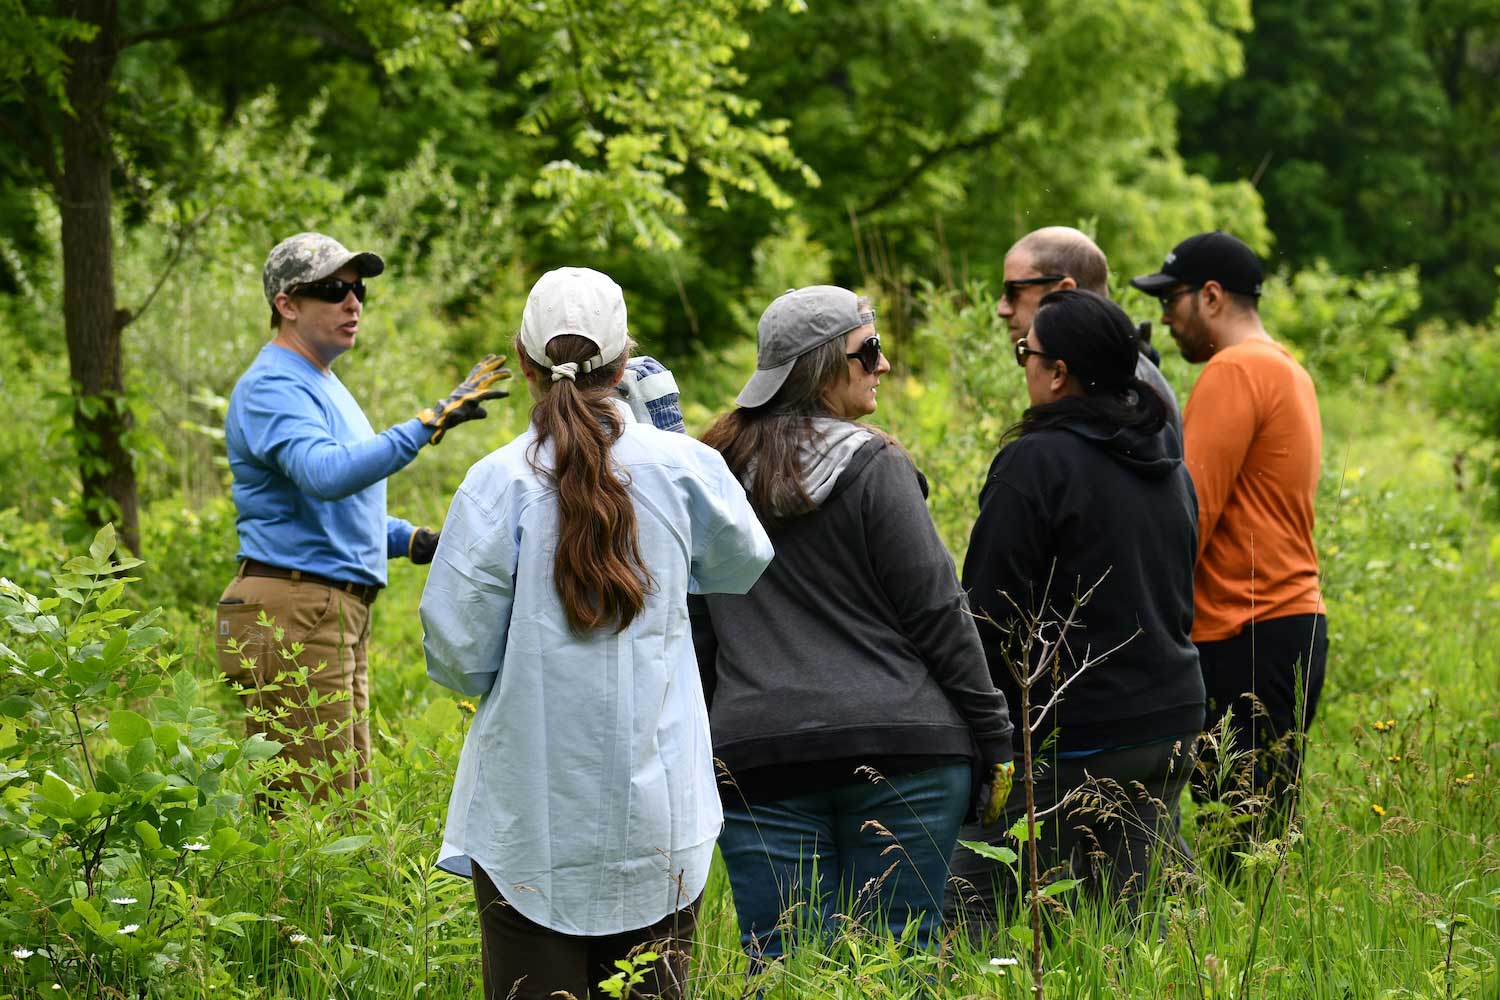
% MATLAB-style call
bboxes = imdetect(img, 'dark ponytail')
[523,334,653,633]
[1002,289,1168,444]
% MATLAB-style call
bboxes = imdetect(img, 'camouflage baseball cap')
[262,232,385,305]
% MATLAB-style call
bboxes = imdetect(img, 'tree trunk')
[58,0,139,553]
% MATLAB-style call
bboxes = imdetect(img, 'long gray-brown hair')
[701,298,874,521]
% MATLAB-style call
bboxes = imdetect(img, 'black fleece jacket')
[692,437,1015,780]
[963,419,1204,754]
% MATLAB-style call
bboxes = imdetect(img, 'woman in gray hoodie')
[692,286,1015,965]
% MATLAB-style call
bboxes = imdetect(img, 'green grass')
[4,371,1499,1000]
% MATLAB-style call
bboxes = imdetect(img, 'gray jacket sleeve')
[861,446,1015,766]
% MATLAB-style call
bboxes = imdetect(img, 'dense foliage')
[3,1,1500,996]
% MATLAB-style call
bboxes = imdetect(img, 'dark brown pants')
[473,864,699,1000]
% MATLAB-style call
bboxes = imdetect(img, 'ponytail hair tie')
[550,362,579,382]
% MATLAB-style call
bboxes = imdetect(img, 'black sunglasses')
[1014,340,1051,367]
[1001,274,1066,303]
[1157,284,1201,309]
[292,278,367,304]
[845,336,883,374]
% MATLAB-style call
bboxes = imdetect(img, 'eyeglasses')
[846,336,883,374]
[292,278,367,304]
[1014,341,1051,367]
[1001,275,1066,303]
[1157,285,1201,309]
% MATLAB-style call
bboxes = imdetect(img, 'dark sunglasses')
[292,278,367,304]
[1001,274,1065,302]
[845,336,883,374]
[1157,284,1201,309]
[1014,340,1052,367]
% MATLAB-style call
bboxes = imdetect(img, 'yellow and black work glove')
[418,354,513,444]
[409,528,440,565]
[981,760,1016,827]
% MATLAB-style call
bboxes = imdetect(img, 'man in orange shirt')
[1131,232,1327,852]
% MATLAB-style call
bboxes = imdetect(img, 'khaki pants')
[215,566,373,792]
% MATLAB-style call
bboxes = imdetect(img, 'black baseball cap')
[1129,231,1263,297]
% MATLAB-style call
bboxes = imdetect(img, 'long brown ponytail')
[522,334,653,633]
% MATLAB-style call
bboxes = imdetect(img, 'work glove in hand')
[979,760,1016,827]
[418,354,512,444]
[408,528,440,565]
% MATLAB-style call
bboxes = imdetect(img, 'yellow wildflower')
[1455,772,1476,787]
[1372,718,1396,733]
[1371,804,1387,817]
[1387,754,1401,763]
[458,700,477,715]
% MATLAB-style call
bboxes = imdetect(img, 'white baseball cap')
[519,267,629,375]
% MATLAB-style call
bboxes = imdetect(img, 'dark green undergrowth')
[3,355,1500,997]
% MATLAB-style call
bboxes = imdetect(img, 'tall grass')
[4,288,1499,996]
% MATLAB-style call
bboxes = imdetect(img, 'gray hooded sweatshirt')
[691,426,1015,800]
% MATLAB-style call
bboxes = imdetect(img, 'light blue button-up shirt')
[226,344,427,585]
[421,401,773,936]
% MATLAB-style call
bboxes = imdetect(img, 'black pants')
[1191,613,1328,851]
[473,864,699,1000]
[945,735,1198,934]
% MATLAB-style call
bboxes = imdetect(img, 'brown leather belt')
[240,558,382,605]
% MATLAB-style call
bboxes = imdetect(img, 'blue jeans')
[717,762,970,964]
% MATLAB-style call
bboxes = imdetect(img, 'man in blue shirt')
[215,231,511,795]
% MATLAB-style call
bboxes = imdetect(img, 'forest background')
[2,1,1500,997]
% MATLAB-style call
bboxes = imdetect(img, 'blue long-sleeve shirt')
[226,344,429,586]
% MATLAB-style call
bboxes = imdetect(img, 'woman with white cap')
[420,267,773,999]
[692,286,1015,964]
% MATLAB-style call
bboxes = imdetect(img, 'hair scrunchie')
[550,362,579,382]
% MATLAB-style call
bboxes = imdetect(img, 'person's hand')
[409,528,440,565]
[418,354,513,443]
[980,760,1015,827]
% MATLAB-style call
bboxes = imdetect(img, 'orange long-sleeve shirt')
[1183,337,1324,642]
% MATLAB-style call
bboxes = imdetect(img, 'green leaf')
[89,523,116,563]
[241,734,282,761]
[109,710,152,747]
[153,724,180,755]
[1007,922,1032,944]
[1008,816,1042,843]
[97,581,125,609]
[317,834,372,855]
[126,737,157,772]
[958,839,1018,865]
[72,897,102,930]
[40,771,75,806]
[134,820,163,850]
[1039,878,1082,898]
[71,791,106,820]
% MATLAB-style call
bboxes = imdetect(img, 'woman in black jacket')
[692,285,1015,965]
[944,289,1204,931]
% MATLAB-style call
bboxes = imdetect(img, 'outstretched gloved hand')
[980,760,1016,827]
[409,528,440,565]
[418,354,513,443]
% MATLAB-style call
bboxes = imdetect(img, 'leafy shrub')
[1257,261,1421,385]
[0,525,280,996]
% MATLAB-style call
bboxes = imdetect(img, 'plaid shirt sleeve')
[619,356,686,433]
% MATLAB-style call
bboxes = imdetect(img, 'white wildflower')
[11,947,34,959]
[109,897,137,905]
[52,985,62,991]
[182,842,210,852]
[288,933,310,944]
[990,956,1019,966]
[118,924,139,935]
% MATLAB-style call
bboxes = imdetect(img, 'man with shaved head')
[996,226,1181,447]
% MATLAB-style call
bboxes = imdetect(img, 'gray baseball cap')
[262,232,385,305]
[737,286,874,408]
